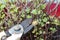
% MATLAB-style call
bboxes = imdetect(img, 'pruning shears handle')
[0,31,6,40]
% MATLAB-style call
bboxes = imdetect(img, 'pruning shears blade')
[24,25,33,34]
[20,18,34,34]
[20,18,32,29]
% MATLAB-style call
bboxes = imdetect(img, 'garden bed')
[0,0,60,40]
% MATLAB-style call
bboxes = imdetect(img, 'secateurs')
[0,18,38,40]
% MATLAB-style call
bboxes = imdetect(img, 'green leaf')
[11,4,16,8]
[54,19,59,23]
[50,27,56,33]
[0,21,3,25]
[43,18,48,22]
[21,14,25,18]
[26,8,30,13]
[14,7,18,12]
[52,19,60,25]
[40,38,44,40]
[39,19,42,22]
[27,15,32,18]
[8,20,12,26]
[31,9,37,15]
[43,13,46,16]
[10,10,14,13]
[39,30,43,34]
[32,28,37,33]
[4,0,8,2]
[13,17,17,21]
[40,22,45,27]
[0,4,5,10]
[36,32,39,35]
[40,4,46,9]
[38,10,41,14]
[1,14,5,19]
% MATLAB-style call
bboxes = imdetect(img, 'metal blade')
[24,25,33,34]
[20,18,32,29]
